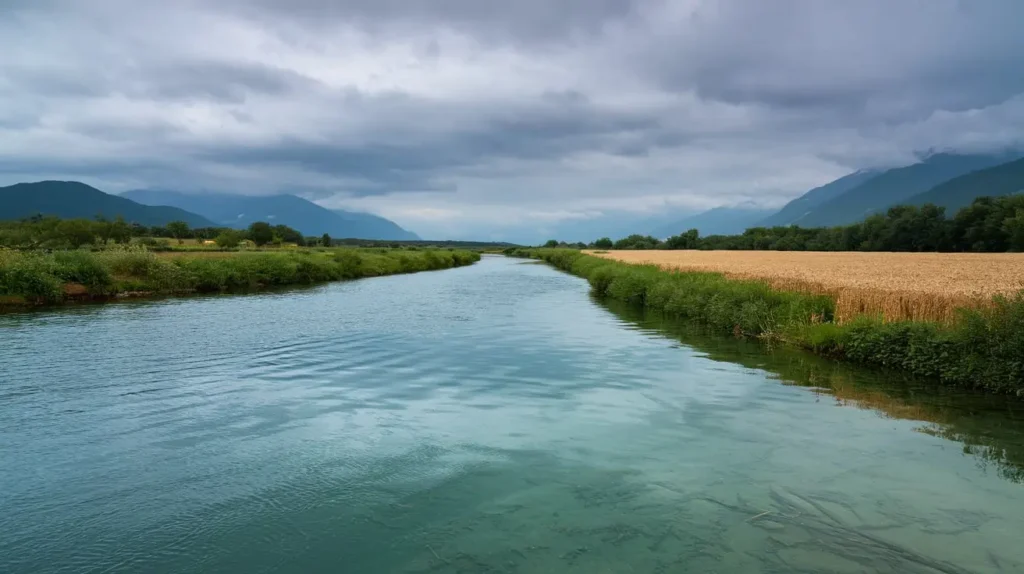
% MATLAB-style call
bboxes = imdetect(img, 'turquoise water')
[2,255,1023,573]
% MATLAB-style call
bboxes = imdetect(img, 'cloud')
[2,0,1024,242]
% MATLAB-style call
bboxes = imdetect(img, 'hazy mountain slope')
[122,190,419,240]
[652,206,775,238]
[0,181,217,227]
[757,170,882,227]
[906,156,1024,213]
[328,210,420,241]
[798,153,1019,227]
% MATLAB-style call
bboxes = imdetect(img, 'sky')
[3,0,1024,242]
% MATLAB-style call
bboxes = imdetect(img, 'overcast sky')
[3,1,1024,241]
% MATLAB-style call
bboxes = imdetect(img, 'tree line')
[0,215,333,249]
[550,195,1024,252]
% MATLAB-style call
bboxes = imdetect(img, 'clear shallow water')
[2,255,1024,573]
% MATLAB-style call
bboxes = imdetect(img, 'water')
[2,255,1024,573]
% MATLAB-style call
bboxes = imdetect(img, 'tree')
[55,219,96,248]
[543,239,559,248]
[321,233,332,247]
[107,216,132,244]
[214,230,243,248]
[272,224,304,245]
[594,237,613,249]
[166,220,190,245]
[248,222,274,246]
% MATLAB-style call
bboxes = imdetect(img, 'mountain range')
[652,205,775,238]
[904,156,1024,213]
[754,170,881,228]
[641,151,1024,241]
[122,190,419,240]
[0,181,219,228]
[787,152,1020,228]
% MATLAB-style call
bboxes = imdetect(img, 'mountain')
[906,156,1024,213]
[122,190,419,240]
[795,153,1021,227]
[0,181,217,227]
[652,205,775,238]
[329,210,419,240]
[756,170,882,227]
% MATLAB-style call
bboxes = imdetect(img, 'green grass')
[508,248,1024,395]
[0,246,479,305]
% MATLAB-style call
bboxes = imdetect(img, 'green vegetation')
[0,215,313,249]
[507,248,1024,395]
[1,246,479,306]
[590,194,1024,252]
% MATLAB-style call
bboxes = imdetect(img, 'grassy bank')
[0,246,479,306]
[508,248,1024,395]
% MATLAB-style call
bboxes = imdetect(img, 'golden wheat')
[586,250,1024,323]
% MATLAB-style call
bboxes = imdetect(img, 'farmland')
[586,250,1024,323]
[510,248,1024,394]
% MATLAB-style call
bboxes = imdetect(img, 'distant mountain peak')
[0,181,217,227]
[121,189,419,240]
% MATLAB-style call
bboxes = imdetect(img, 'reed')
[510,248,1024,395]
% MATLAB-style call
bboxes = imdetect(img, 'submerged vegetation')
[0,246,479,306]
[508,248,1024,395]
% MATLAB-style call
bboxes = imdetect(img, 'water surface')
[2,255,1024,573]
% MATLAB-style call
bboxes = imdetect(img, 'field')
[587,250,1024,323]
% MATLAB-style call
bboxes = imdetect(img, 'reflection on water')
[1,255,1023,573]
[605,299,1024,485]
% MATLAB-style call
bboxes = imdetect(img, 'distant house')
[202,240,216,245]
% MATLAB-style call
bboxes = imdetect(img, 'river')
[2,255,1023,573]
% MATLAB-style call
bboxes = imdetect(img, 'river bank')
[508,248,1024,396]
[4,254,1023,573]
[0,247,480,307]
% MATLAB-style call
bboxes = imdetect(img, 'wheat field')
[586,250,1024,323]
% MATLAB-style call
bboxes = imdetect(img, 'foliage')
[613,234,662,250]
[0,247,480,306]
[510,248,1024,395]
[214,230,244,248]
[580,195,1024,253]
[166,221,190,244]
[247,222,274,246]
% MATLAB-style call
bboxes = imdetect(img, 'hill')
[0,181,217,227]
[756,169,881,227]
[652,205,775,238]
[796,153,1020,227]
[906,156,1024,212]
[122,190,419,240]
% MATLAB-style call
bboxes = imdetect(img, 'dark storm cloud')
[197,91,661,195]
[2,60,318,104]
[637,1,1024,123]
[3,0,1024,240]
[225,0,643,43]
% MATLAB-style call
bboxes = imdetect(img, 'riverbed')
[2,255,1023,573]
